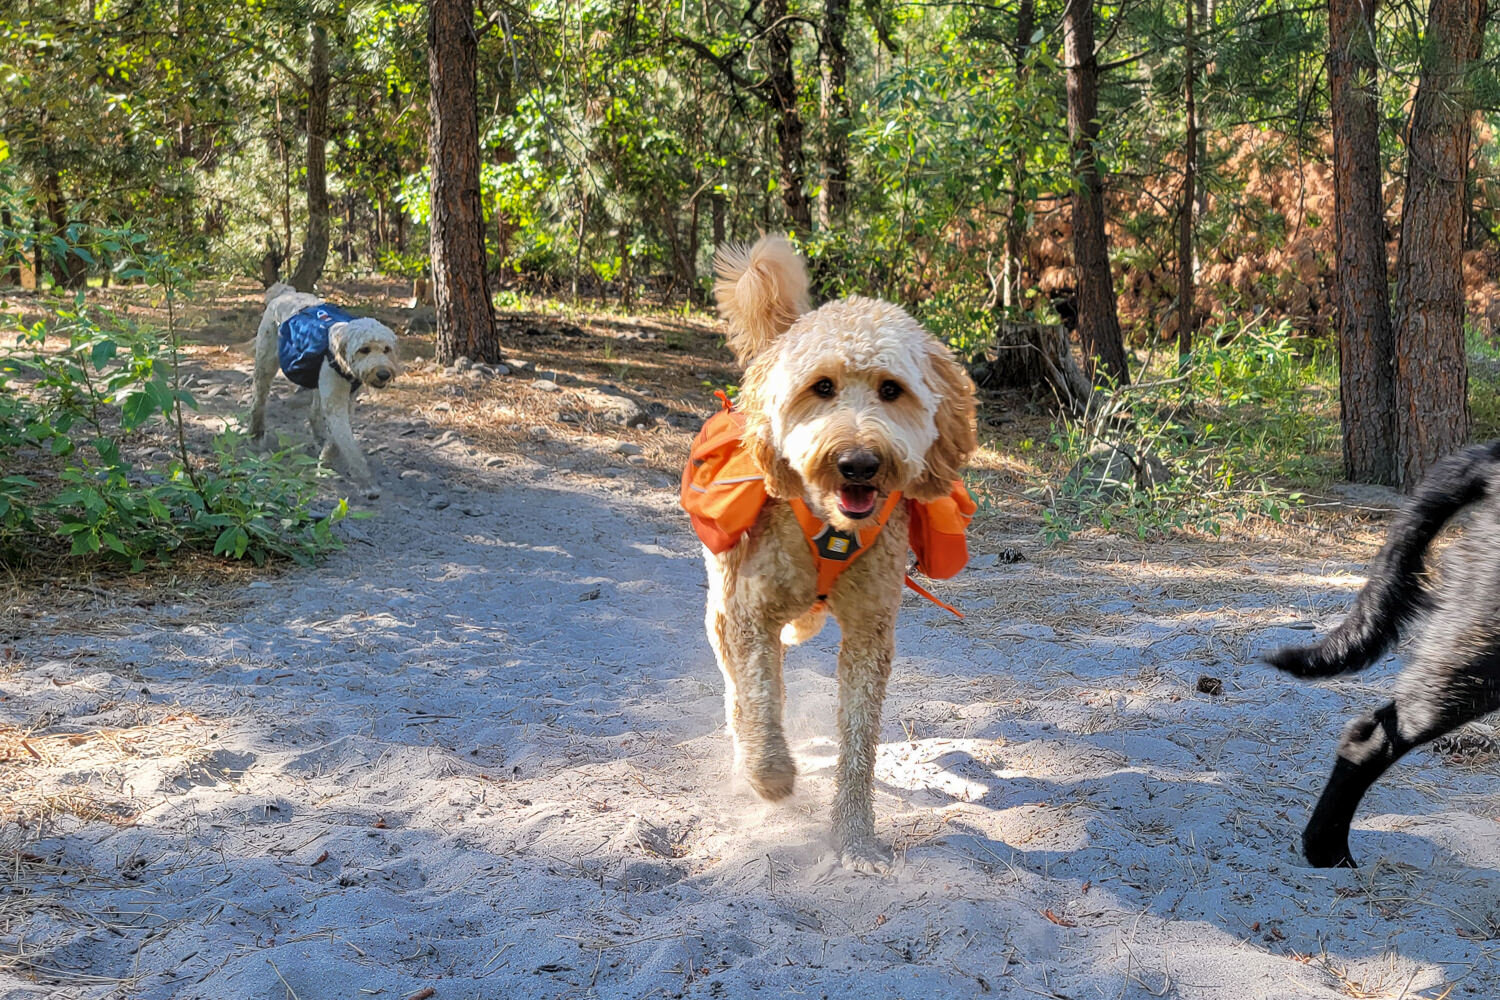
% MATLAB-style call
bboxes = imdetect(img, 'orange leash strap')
[904,574,963,619]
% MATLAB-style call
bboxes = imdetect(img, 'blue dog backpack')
[277,303,356,388]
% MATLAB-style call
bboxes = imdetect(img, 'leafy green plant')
[1038,317,1333,541]
[0,225,351,571]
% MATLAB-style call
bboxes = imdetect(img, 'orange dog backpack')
[680,397,976,616]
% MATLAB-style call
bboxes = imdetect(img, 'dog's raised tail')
[263,281,295,305]
[1266,440,1500,677]
[713,235,811,366]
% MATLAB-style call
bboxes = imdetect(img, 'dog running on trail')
[1266,440,1500,868]
[682,235,979,873]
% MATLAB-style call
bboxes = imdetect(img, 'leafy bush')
[0,229,350,571]
[1038,317,1336,541]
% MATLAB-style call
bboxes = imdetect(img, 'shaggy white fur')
[701,235,978,873]
[249,282,401,497]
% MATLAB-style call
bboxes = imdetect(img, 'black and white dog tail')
[1265,440,1500,678]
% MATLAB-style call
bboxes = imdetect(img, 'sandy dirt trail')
[3,353,1499,1000]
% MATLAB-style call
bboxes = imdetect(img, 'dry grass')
[0,710,216,827]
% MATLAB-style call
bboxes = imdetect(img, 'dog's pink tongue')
[839,485,877,515]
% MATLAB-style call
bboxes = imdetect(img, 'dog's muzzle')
[369,367,395,388]
[835,448,882,518]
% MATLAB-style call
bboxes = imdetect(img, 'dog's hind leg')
[1303,648,1500,868]
[249,314,280,442]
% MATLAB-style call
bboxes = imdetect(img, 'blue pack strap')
[278,304,357,388]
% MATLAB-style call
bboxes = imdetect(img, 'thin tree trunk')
[42,167,86,290]
[1392,0,1483,488]
[765,0,813,232]
[276,87,293,262]
[1330,0,1397,483]
[1063,0,1130,386]
[428,0,500,363]
[0,207,19,286]
[1175,0,1198,369]
[712,191,726,249]
[1003,0,1036,314]
[818,0,850,228]
[618,222,633,307]
[32,215,44,291]
[289,21,330,292]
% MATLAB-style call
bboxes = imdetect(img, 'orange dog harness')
[680,397,976,617]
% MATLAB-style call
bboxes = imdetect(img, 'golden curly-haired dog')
[702,235,978,872]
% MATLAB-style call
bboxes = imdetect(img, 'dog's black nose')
[837,449,881,483]
[373,367,393,383]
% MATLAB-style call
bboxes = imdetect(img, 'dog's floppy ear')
[907,344,979,502]
[714,235,811,367]
[739,358,804,500]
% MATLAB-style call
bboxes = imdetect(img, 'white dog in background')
[250,282,400,496]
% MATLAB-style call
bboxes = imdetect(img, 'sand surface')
[3,356,1498,1000]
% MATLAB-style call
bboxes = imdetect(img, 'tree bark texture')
[0,207,20,286]
[1002,0,1036,314]
[1391,0,1483,488]
[289,22,330,292]
[1063,0,1130,386]
[1175,0,1198,368]
[428,0,501,363]
[42,166,86,290]
[764,0,813,233]
[818,0,851,228]
[1330,0,1397,483]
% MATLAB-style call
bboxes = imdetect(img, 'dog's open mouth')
[837,484,879,518]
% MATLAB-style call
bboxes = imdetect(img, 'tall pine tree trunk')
[1330,0,1397,483]
[1392,0,1483,488]
[428,0,500,363]
[765,0,813,233]
[289,22,330,292]
[818,0,850,229]
[1063,0,1130,386]
[1175,0,1198,369]
[1003,0,1035,314]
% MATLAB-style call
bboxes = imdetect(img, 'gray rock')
[578,389,653,428]
[429,496,451,511]
[492,364,511,377]
[484,456,505,467]
[533,379,561,393]
[614,442,644,456]
[627,455,647,466]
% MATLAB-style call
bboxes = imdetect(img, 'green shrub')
[0,229,351,571]
[1038,317,1335,541]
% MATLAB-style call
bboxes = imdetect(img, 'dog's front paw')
[745,749,797,801]
[1302,830,1357,869]
[837,836,894,875]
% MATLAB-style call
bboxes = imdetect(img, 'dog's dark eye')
[812,378,835,399]
[359,346,371,355]
[879,380,903,402]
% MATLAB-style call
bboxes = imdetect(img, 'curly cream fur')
[249,286,401,498]
[700,234,978,873]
